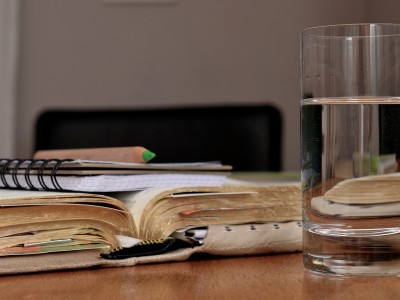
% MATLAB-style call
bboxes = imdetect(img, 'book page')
[323,172,400,204]
[140,185,302,239]
[108,188,172,230]
[0,189,130,212]
[108,187,256,232]
[0,219,122,247]
[311,196,400,218]
[0,204,133,233]
[0,189,138,251]
[0,189,67,200]
[110,185,302,240]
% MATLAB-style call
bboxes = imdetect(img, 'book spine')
[0,159,72,191]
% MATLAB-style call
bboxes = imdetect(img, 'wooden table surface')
[1,253,400,300]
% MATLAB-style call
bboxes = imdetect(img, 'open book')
[311,172,400,218]
[0,159,231,192]
[0,184,301,274]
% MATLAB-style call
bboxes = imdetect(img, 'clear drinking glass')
[301,23,400,276]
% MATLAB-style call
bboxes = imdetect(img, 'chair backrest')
[34,105,282,171]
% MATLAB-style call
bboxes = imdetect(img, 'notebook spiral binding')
[0,159,73,191]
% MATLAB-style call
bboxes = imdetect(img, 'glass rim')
[301,23,400,38]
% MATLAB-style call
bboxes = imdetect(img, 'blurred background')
[1,0,399,171]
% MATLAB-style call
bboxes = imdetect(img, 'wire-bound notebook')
[0,159,231,192]
[0,184,302,274]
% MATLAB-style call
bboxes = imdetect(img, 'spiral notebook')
[0,159,231,192]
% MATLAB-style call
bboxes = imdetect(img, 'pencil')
[33,146,156,163]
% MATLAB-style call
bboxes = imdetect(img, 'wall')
[0,1,19,158]
[366,0,400,22]
[16,0,368,170]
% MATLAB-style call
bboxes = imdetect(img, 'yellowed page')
[111,185,301,240]
[109,188,172,231]
[140,185,301,239]
[0,189,137,250]
[0,189,130,211]
[108,187,258,237]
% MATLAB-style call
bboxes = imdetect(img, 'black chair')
[34,105,282,171]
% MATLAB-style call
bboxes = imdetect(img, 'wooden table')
[1,253,400,299]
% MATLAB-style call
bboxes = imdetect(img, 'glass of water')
[301,23,400,276]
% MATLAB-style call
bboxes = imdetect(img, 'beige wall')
[0,1,19,157]
[366,0,400,22]
[16,0,369,170]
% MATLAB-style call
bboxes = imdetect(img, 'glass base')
[304,253,400,276]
